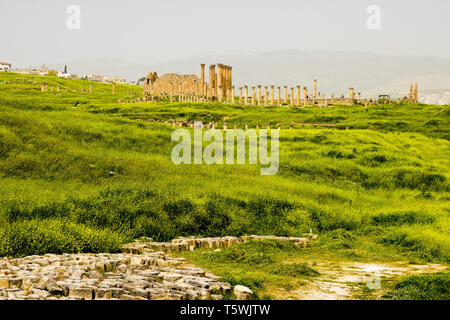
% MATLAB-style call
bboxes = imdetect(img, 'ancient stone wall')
[144,73,201,96]
[143,63,233,100]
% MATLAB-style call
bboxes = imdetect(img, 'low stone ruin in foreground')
[122,234,316,254]
[0,234,316,300]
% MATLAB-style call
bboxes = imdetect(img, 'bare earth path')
[280,261,447,300]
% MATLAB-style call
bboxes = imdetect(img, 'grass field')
[0,72,448,299]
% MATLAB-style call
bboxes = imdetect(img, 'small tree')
[64,65,68,74]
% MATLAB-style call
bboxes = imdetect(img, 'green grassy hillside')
[0,72,449,266]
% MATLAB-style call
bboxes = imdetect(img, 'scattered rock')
[234,285,253,300]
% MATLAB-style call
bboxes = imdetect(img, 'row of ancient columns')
[235,85,359,106]
[228,79,360,106]
[176,85,363,106]
[236,85,319,107]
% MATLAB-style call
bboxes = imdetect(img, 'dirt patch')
[290,261,447,300]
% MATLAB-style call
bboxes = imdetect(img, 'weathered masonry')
[143,64,232,101]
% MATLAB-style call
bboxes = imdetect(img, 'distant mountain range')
[51,50,450,99]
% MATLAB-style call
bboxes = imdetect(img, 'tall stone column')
[232,86,235,103]
[217,64,223,95]
[296,85,301,105]
[239,87,243,104]
[414,82,418,102]
[257,85,262,105]
[303,87,308,106]
[89,83,92,93]
[223,66,227,95]
[200,64,205,95]
[358,92,361,100]
[244,86,249,105]
[214,72,219,97]
[277,86,281,106]
[223,65,228,98]
[283,85,288,104]
[270,86,275,105]
[313,79,317,99]
[264,86,268,105]
[225,66,230,98]
[349,88,354,101]
[290,88,294,106]
[251,86,256,105]
[229,66,233,94]
[209,65,216,98]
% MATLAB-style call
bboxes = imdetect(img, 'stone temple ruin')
[144,64,233,102]
[142,64,419,107]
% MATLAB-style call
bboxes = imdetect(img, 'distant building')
[0,62,12,72]
[105,77,126,84]
[38,65,49,75]
[86,74,106,82]
[57,72,71,79]
[14,64,49,75]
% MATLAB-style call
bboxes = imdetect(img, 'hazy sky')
[1,0,449,67]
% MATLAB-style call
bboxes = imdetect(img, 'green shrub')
[371,211,434,226]
[0,219,123,257]
[203,240,300,265]
[269,263,320,277]
[381,229,449,263]
[319,229,358,249]
[384,273,449,300]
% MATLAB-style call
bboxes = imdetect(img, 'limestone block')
[234,285,253,300]
[68,287,94,300]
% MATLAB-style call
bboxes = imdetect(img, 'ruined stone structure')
[141,63,401,107]
[0,234,316,300]
[144,73,200,96]
[143,64,233,100]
